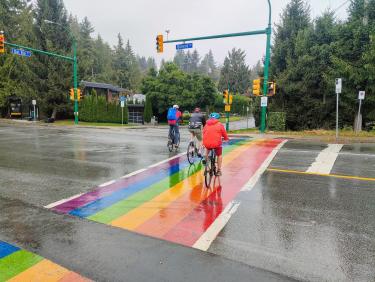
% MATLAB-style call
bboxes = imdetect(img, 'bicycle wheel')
[167,139,173,152]
[187,141,196,164]
[204,152,214,188]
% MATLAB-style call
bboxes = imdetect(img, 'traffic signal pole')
[73,39,78,124]
[3,30,79,124]
[261,0,272,133]
[163,0,272,133]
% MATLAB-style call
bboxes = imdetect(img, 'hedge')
[80,95,128,124]
[268,112,286,131]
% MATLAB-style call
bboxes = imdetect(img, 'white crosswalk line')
[306,144,343,174]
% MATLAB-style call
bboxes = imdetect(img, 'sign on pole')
[11,48,32,57]
[176,43,193,50]
[120,96,126,102]
[261,97,268,107]
[335,78,342,94]
[358,91,365,100]
[120,101,125,108]
[335,78,342,140]
[225,105,231,112]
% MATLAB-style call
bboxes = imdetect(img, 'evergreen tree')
[218,48,251,94]
[146,57,157,70]
[173,50,185,69]
[199,50,219,82]
[143,95,153,123]
[34,0,72,119]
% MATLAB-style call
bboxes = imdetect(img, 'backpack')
[167,107,177,120]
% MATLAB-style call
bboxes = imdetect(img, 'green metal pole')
[260,0,272,133]
[73,39,78,125]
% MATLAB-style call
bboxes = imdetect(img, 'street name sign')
[176,43,193,50]
[11,48,32,57]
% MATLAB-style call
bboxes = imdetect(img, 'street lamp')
[43,19,79,125]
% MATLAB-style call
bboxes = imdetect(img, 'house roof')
[80,81,127,93]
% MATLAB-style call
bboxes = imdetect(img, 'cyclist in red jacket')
[203,113,229,176]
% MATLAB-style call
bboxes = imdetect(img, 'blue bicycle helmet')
[209,112,220,119]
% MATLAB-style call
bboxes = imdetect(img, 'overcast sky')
[62,0,350,67]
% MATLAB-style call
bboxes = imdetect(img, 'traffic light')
[229,94,233,105]
[223,90,229,104]
[156,34,163,53]
[268,82,276,96]
[252,79,261,96]
[77,89,82,101]
[69,88,74,101]
[0,33,5,54]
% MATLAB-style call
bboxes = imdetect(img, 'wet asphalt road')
[1,123,375,281]
[0,123,190,207]
[209,140,375,282]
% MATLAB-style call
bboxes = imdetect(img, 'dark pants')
[169,124,180,145]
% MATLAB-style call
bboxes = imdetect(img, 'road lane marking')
[45,154,184,209]
[190,140,287,250]
[44,193,83,209]
[99,180,116,187]
[267,168,375,182]
[306,144,343,174]
[193,201,241,251]
[242,140,287,191]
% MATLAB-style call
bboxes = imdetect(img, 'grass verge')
[54,120,131,127]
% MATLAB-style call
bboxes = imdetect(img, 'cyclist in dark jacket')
[188,107,206,157]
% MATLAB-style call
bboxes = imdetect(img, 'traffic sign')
[120,101,125,108]
[358,91,365,100]
[335,78,342,94]
[11,48,32,57]
[225,105,231,112]
[261,97,268,107]
[120,96,126,102]
[176,43,193,50]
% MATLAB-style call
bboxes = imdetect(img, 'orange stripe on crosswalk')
[8,259,70,282]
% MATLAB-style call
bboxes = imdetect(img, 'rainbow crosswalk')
[0,241,90,282]
[52,138,283,247]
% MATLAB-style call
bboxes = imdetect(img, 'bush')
[143,97,153,123]
[268,112,286,131]
[80,95,128,124]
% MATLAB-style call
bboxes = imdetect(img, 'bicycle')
[167,126,180,152]
[187,135,203,164]
[204,148,217,188]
